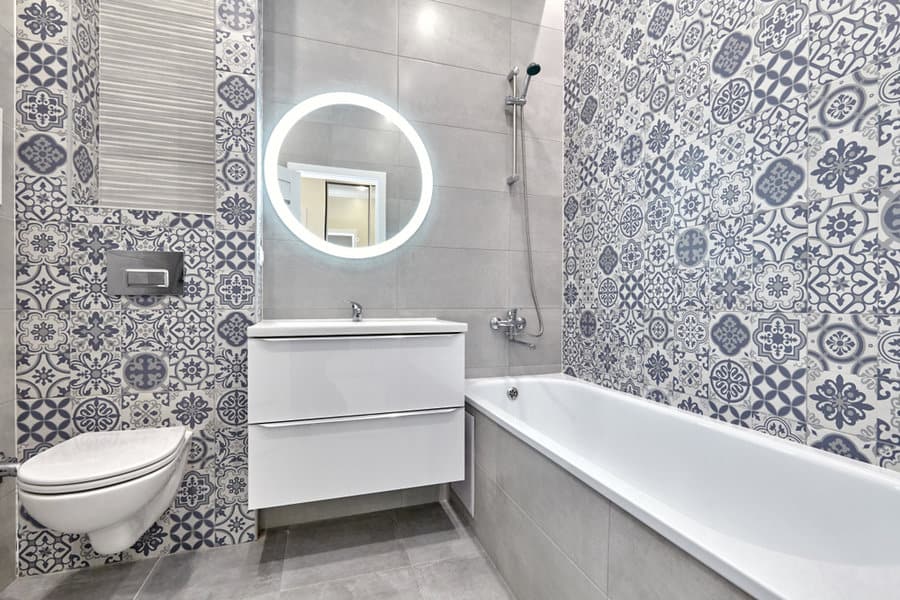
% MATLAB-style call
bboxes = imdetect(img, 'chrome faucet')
[349,300,363,322]
[490,308,535,349]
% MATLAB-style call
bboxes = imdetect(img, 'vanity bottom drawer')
[248,408,464,509]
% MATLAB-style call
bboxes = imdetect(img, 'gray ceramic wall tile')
[1,124,14,220]
[466,366,509,378]
[520,80,563,141]
[608,506,751,600]
[507,363,561,375]
[263,0,399,54]
[435,0,511,17]
[507,307,561,367]
[508,194,562,252]
[511,21,563,86]
[0,28,12,126]
[412,122,508,191]
[514,0,565,30]
[411,187,510,250]
[508,251,562,308]
[398,0,510,74]
[474,468,608,600]
[0,223,12,309]
[263,239,399,312]
[399,58,507,134]
[473,411,501,485]
[263,33,398,106]
[509,136,562,196]
[396,246,508,308]
[495,426,610,591]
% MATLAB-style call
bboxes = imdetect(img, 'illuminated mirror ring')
[264,92,434,259]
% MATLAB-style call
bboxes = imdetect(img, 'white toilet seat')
[17,426,193,555]
[18,427,190,494]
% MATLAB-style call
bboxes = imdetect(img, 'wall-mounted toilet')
[17,426,191,554]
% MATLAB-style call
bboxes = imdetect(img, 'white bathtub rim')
[465,373,900,600]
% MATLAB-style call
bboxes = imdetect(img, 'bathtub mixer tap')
[490,308,536,350]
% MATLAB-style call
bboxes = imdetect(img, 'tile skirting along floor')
[0,503,514,600]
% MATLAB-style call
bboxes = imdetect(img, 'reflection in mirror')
[273,103,422,250]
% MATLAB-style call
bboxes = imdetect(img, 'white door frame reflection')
[264,92,433,259]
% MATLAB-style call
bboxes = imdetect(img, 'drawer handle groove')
[256,407,459,428]
[252,334,456,342]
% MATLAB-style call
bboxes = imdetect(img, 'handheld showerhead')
[521,62,541,99]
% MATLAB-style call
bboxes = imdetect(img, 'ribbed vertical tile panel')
[99,0,216,213]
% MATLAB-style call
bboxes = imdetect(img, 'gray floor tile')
[0,559,156,600]
[135,529,286,600]
[280,511,410,591]
[413,556,513,600]
[280,567,424,600]
[393,504,482,566]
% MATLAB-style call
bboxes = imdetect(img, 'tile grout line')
[129,555,162,600]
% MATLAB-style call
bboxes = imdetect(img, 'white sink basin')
[247,317,468,338]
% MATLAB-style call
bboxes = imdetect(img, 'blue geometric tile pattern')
[563,0,900,469]
[14,0,259,576]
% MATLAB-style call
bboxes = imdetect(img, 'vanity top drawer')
[248,332,464,424]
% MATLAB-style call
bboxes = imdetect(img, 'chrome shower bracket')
[506,66,521,186]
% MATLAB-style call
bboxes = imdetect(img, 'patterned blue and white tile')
[806,313,882,438]
[807,191,880,313]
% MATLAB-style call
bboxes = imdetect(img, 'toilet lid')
[19,426,189,491]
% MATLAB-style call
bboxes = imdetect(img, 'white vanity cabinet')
[247,318,467,509]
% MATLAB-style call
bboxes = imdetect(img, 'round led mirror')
[264,93,433,259]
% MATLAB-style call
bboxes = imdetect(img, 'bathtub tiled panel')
[13,0,260,576]
[562,0,900,470]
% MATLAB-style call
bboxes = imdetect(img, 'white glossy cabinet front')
[249,408,463,509]
[248,333,464,423]
[247,330,465,510]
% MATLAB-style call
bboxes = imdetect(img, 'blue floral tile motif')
[16,86,67,131]
[806,314,881,437]
[18,0,68,43]
[807,192,880,313]
[12,0,259,576]
[72,396,120,433]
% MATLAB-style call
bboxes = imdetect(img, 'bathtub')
[464,374,900,600]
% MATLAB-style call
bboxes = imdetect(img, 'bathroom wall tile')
[507,251,562,309]
[396,246,508,309]
[412,122,508,191]
[399,58,507,134]
[398,0,510,74]
[436,0,510,18]
[411,187,510,250]
[473,464,608,600]
[509,194,562,252]
[515,0,564,30]
[520,80,563,142]
[806,313,883,438]
[495,424,610,591]
[263,239,399,312]
[511,21,563,87]
[508,136,562,198]
[263,0,398,54]
[263,32,398,106]
[608,506,750,600]
[507,308,561,368]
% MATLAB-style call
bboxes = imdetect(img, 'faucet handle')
[349,300,363,322]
